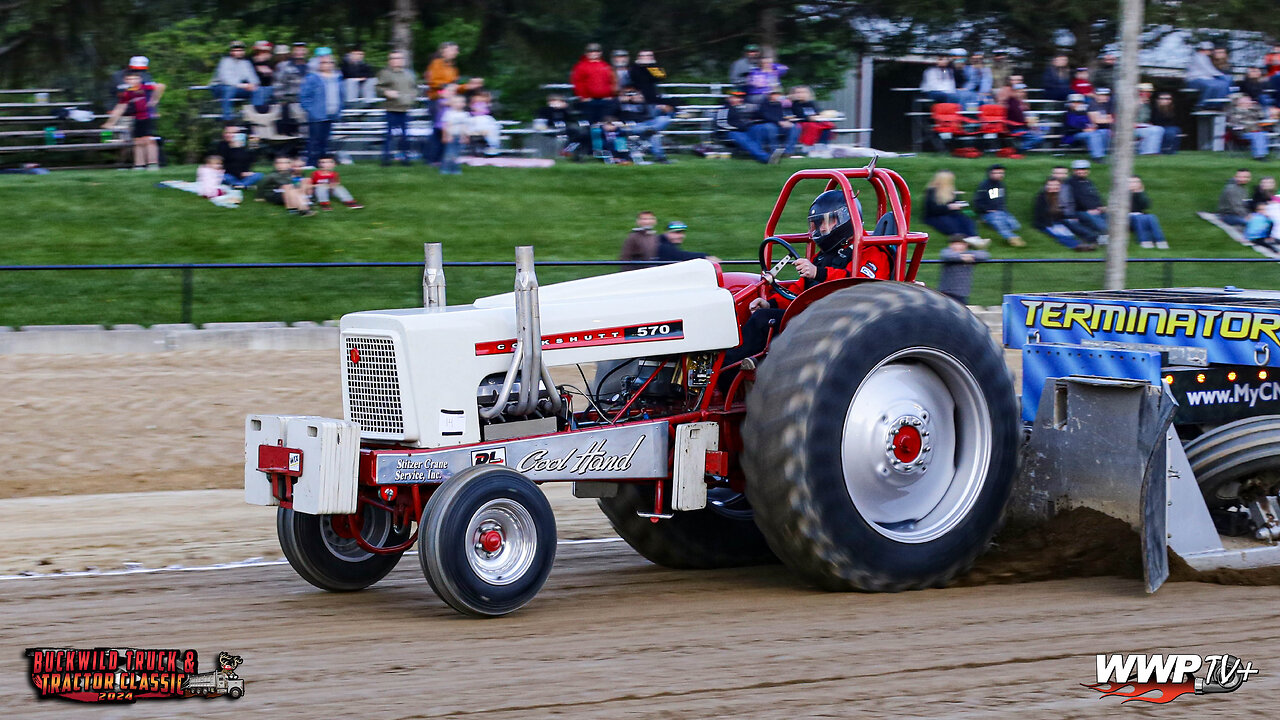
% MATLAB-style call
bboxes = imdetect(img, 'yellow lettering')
[1022,300,1044,326]
[1062,303,1094,335]
[1221,311,1251,339]
[1040,302,1064,328]
[1164,308,1196,337]
[1200,309,1221,337]
[1251,313,1280,347]
[1136,306,1166,335]
[1094,304,1124,332]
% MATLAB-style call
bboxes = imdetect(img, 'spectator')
[1241,66,1270,107]
[1152,91,1181,154]
[210,41,261,121]
[1070,67,1095,98]
[1041,53,1073,102]
[629,49,670,111]
[197,155,227,199]
[745,55,788,102]
[1246,196,1280,250]
[340,46,376,105]
[948,49,973,104]
[620,211,660,262]
[1083,86,1114,159]
[1067,159,1108,240]
[1128,176,1167,249]
[974,164,1024,247]
[923,170,987,247]
[536,93,587,158]
[1267,44,1280,77]
[426,42,459,100]
[257,155,314,215]
[1006,82,1042,152]
[617,87,670,163]
[790,85,835,151]
[939,235,990,305]
[963,52,993,103]
[571,43,617,123]
[1217,168,1252,228]
[1034,178,1097,250]
[377,50,417,166]
[274,42,309,136]
[110,55,153,96]
[212,123,261,187]
[298,53,345,167]
[1212,46,1232,74]
[102,69,164,171]
[1227,94,1273,160]
[1134,83,1164,155]
[308,46,334,71]
[1251,176,1277,213]
[713,91,780,164]
[310,154,363,209]
[730,44,762,89]
[439,94,469,175]
[990,49,1012,95]
[756,89,800,156]
[1060,94,1093,151]
[467,89,501,155]
[1186,41,1231,108]
[611,49,632,90]
[250,41,275,111]
[1093,53,1118,91]
[656,222,718,262]
[921,54,959,104]
[590,116,631,163]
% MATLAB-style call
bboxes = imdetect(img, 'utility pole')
[391,0,417,68]
[1104,0,1143,290]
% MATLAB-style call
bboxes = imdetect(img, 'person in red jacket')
[571,42,617,123]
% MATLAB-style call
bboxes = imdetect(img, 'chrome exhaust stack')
[479,246,561,420]
[423,242,446,310]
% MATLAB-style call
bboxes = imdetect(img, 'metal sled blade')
[1011,376,1176,593]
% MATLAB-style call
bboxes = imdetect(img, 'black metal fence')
[1,257,1276,327]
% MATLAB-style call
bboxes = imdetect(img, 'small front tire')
[277,505,409,592]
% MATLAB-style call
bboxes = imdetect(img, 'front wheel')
[418,465,557,617]
[277,504,410,592]
[743,282,1018,591]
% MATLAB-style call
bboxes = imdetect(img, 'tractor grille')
[344,335,405,436]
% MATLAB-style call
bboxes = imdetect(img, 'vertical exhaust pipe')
[423,242,446,310]
[479,246,561,419]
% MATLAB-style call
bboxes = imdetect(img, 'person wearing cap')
[1186,41,1231,108]
[713,91,781,164]
[341,46,377,105]
[1083,86,1114,159]
[974,164,1024,247]
[274,42,310,136]
[921,54,960,104]
[1226,93,1273,161]
[298,52,346,167]
[730,44,762,89]
[102,68,165,171]
[110,56,153,98]
[571,43,617,123]
[656,222,718,263]
[210,41,262,121]
[1067,159,1108,239]
[1060,93,1092,150]
[1040,53,1072,102]
[1034,177,1097,251]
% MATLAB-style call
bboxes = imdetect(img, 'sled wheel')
[1184,415,1280,509]
[277,504,409,592]
[419,465,556,617]
[598,484,776,568]
[228,687,243,700]
[743,282,1019,591]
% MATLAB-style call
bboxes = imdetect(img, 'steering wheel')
[758,236,802,301]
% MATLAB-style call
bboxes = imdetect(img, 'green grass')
[2,153,1278,326]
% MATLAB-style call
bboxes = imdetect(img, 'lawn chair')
[930,103,979,158]
[975,104,1021,158]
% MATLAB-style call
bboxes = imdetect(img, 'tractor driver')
[722,189,892,371]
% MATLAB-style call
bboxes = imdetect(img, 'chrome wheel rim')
[465,499,537,586]
[321,505,394,561]
[840,347,992,544]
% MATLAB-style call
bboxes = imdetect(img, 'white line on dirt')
[0,537,624,582]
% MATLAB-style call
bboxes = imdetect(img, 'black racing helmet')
[808,189,857,253]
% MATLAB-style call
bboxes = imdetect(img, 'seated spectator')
[1241,66,1271,108]
[250,41,276,112]
[1034,177,1097,250]
[617,87,670,163]
[212,123,261,187]
[590,116,630,163]
[1083,87,1114,159]
[790,85,835,151]
[923,170,988,248]
[1186,42,1231,108]
[274,42,309,137]
[745,55,788,102]
[730,44,762,90]
[571,43,617,123]
[439,94,469,175]
[1245,196,1280,250]
[1267,44,1280,78]
[1128,176,1167,249]
[620,211,660,262]
[210,41,261,122]
[1041,54,1072,102]
[257,155,313,215]
[974,164,1024,247]
[990,49,1012,95]
[657,222,718,262]
[197,155,228,199]
[341,46,377,104]
[1218,168,1253,228]
[1151,91,1181,154]
[1134,83,1165,155]
[1070,67,1094,98]
[963,52,993,104]
[299,53,345,167]
[756,89,801,155]
[1227,94,1273,160]
[467,89,502,155]
[1060,94,1093,150]
[1067,159,1108,240]
[1093,53,1117,91]
[536,93,588,158]
[921,54,959,104]
[938,235,990,305]
[310,154,362,209]
[1004,83,1042,152]
[1251,176,1277,213]
[713,91,780,164]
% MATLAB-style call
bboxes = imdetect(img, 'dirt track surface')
[2,546,1278,719]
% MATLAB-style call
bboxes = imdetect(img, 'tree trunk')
[391,0,416,67]
[1104,0,1143,291]
[759,2,778,56]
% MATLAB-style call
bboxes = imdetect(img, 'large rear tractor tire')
[1184,416,1280,510]
[277,504,410,592]
[743,282,1019,591]
[598,484,776,569]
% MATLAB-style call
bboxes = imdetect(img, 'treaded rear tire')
[743,282,1018,591]
[598,483,776,569]
[1184,415,1280,509]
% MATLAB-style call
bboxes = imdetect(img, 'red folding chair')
[930,103,979,157]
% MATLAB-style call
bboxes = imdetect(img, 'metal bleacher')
[0,89,130,167]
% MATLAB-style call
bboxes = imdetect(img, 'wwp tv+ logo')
[1084,653,1258,704]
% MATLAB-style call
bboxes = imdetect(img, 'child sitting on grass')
[197,155,229,199]
[257,155,314,216]
[309,154,363,209]
[467,89,501,155]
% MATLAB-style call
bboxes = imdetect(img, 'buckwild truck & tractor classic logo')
[25,647,244,702]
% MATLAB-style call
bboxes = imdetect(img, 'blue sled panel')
[1021,343,1163,423]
